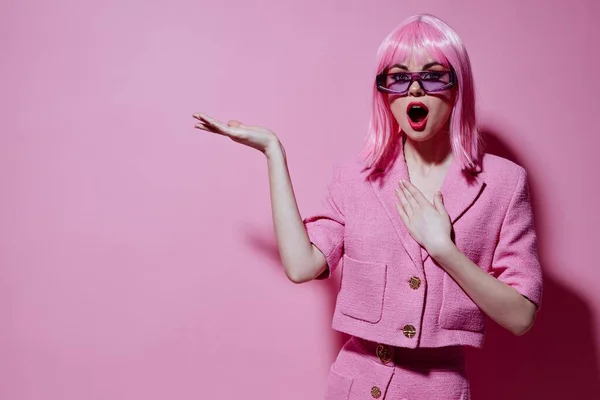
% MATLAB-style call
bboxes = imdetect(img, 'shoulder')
[331,154,373,183]
[479,152,529,191]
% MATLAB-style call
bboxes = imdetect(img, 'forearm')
[431,243,537,335]
[264,141,324,283]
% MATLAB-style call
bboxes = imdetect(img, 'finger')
[396,187,413,216]
[201,115,240,136]
[194,114,254,140]
[194,122,227,135]
[399,180,419,210]
[194,113,225,128]
[402,180,429,207]
[194,120,212,129]
[395,201,410,227]
[192,113,211,121]
[434,191,449,217]
[198,113,220,126]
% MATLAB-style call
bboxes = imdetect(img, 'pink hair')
[360,14,482,175]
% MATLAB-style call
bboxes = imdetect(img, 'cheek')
[429,97,454,123]
[390,101,404,120]
[389,98,410,122]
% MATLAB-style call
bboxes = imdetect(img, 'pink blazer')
[302,151,543,349]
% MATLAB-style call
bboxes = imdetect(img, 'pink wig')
[360,14,482,174]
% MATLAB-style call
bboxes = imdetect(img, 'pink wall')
[1,0,599,398]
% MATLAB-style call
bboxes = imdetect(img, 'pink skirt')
[324,336,471,400]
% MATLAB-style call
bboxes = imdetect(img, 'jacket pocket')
[338,254,387,324]
[439,272,484,332]
[323,365,353,400]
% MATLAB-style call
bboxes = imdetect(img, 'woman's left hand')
[395,180,454,258]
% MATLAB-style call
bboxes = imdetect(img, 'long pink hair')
[360,14,482,175]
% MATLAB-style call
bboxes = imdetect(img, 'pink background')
[1,0,599,398]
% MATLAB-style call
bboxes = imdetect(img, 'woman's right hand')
[193,113,281,156]
[193,112,323,283]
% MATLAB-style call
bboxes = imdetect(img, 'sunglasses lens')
[421,72,452,92]
[379,72,453,94]
[421,81,447,91]
[387,81,410,93]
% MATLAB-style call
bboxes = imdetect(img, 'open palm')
[193,113,279,154]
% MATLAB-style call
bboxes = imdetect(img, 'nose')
[408,79,424,97]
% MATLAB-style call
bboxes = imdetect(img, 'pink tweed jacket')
[302,151,543,349]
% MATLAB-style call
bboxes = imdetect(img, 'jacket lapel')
[368,143,486,268]
[421,158,486,263]
[368,147,423,273]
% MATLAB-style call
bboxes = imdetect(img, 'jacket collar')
[368,142,486,271]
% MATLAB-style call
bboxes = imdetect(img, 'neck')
[402,130,453,172]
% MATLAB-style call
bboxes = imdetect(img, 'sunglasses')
[376,70,456,95]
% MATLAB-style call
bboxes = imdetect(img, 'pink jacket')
[302,151,543,349]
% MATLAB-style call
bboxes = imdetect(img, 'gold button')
[408,276,421,289]
[371,386,382,398]
[376,343,392,364]
[403,324,417,338]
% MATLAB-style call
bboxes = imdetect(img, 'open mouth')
[407,102,429,123]
[406,102,429,131]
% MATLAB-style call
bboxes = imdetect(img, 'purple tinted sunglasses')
[376,70,456,95]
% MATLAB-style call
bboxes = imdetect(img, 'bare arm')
[396,179,538,336]
[430,244,536,336]
[264,142,328,283]
[193,113,326,283]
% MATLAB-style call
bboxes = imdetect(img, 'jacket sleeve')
[302,164,345,280]
[491,168,543,309]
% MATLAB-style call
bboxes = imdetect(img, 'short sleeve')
[302,164,345,280]
[491,168,543,309]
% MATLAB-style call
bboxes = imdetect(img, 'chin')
[401,127,439,142]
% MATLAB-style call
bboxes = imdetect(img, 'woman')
[193,13,542,400]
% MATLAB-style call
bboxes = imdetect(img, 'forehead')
[387,59,447,73]
[391,59,442,71]
[387,45,450,71]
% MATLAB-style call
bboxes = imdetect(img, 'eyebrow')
[389,62,445,70]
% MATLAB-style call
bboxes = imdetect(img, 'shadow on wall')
[243,125,600,398]
[466,126,600,399]
[241,226,349,359]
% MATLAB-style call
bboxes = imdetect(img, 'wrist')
[264,137,285,160]
[428,239,458,262]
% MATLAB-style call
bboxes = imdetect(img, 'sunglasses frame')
[375,70,457,95]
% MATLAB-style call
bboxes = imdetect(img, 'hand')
[395,180,454,258]
[193,113,280,156]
